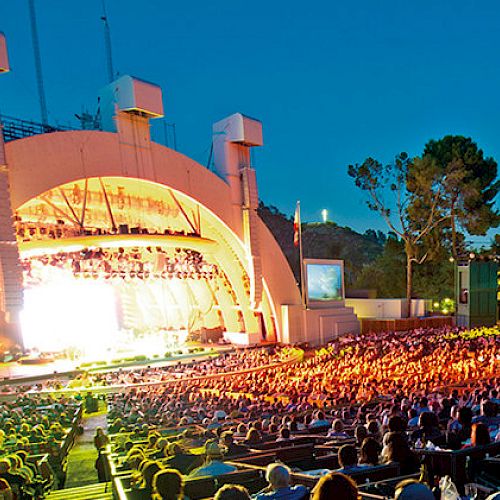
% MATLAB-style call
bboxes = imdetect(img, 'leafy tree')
[354,232,454,301]
[364,229,378,242]
[421,136,500,258]
[349,137,499,316]
[348,153,449,317]
[363,229,387,246]
[354,233,406,297]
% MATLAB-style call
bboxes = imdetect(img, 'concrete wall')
[282,303,360,345]
[345,298,430,318]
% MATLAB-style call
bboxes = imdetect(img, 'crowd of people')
[98,325,498,431]
[21,347,296,393]
[0,395,78,456]
[0,325,497,498]
[21,246,218,285]
[92,325,499,499]
[103,326,497,424]
[0,395,82,498]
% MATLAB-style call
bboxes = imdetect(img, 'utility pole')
[101,0,115,83]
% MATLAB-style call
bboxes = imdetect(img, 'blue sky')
[0,0,498,245]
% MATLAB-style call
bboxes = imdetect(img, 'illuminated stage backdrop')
[4,80,359,347]
[15,177,279,354]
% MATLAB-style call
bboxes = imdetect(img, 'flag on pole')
[293,202,300,247]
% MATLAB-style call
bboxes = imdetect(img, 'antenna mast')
[101,0,114,83]
[28,0,48,126]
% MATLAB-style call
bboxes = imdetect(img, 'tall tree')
[348,153,449,317]
[354,233,406,298]
[421,136,500,258]
[354,232,454,300]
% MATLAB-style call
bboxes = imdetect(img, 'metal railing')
[0,113,76,142]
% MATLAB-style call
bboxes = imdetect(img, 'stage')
[0,343,234,385]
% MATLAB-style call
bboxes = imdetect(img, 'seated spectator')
[123,440,134,453]
[417,397,431,415]
[359,437,381,467]
[337,444,364,474]
[0,458,26,493]
[108,418,123,434]
[220,431,247,457]
[407,409,419,428]
[411,411,445,446]
[163,443,203,475]
[310,411,329,428]
[215,484,251,500]
[137,460,162,496]
[366,420,382,442]
[447,407,473,449]
[254,463,308,500]
[152,468,183,500]
[438,398,452,422]
[328,419,349,439]
[463,422,491,449]
[234,423,247,438]
[268,424,278,434]
[189,440,237,477]
[7,454,32,483]
[382,432,419,475]
[387,415,406,434]
[244,428,262,446]
[150,438,168,459]
[394,479,434,500]
[276,427,291,443]
[0,479,12,500]
[125,450,145,472]
[447,405,461,432]
[354,424,368,446]
[49,423,65,440]
[473,401,500,428]
[311,472,359,500]
[14,451,35,481]
[146,433,160,451]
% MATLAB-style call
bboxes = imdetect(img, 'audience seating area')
[0,397,83,498]
[0,325,498,499]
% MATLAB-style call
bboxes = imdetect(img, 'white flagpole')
[297,201,306,308]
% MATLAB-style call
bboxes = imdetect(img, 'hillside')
[257,203,384,286]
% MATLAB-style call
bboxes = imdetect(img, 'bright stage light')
[21,278,119,355]
[19,252,200,360]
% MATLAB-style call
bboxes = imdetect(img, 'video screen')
[306,263,343,302]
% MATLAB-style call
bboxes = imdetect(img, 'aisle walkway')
[64,401,107,488]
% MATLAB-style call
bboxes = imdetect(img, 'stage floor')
[0,343,235,384]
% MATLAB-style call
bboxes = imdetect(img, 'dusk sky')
[1,0,499,245]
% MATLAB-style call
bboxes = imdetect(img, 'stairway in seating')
[64,399,108,488]
[45,482,113,499]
